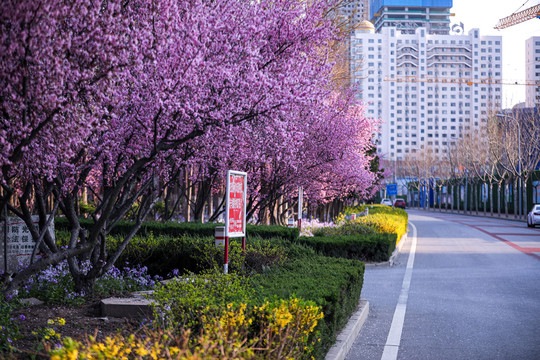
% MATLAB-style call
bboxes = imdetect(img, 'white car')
[381,198,393,206]
[527,204,540,228]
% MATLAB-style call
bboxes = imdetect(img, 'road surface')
[346,209,540,360]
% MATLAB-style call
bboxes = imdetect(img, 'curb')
[325,299,370,360]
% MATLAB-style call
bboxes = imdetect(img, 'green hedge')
[251,253,364,359]
[108,235,287,277]
[54,217,299,241]
[297,233,397,262]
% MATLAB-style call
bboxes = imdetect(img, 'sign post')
[386,184,398,208]
[297,186,303,232]
[386,184,398,196]
[224,170,247,274]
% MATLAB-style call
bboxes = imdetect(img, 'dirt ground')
[9,300,140,359]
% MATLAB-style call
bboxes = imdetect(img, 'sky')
[450,0,540,108]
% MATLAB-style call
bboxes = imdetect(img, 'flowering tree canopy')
[0,0,379,294]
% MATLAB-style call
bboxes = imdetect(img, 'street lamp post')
[496,114,522,219]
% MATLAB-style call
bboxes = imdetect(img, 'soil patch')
[9,301,141,359]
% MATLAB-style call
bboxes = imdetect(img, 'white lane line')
[381,222,418,360]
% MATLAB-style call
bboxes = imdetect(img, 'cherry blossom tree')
[1,0,381,295]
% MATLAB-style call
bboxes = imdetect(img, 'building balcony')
[427,45,472,52]
[397,61,419,67]
[427,53,472,61]
[427,61,472,68]
[397,53,419,60]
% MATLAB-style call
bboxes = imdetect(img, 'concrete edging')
[325,299,370,360]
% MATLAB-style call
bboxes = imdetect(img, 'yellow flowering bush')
[46,298,323,360]
[357,213,407,243]
[342,205,408,244]
[254,298,323,359]
[47,331,187,360]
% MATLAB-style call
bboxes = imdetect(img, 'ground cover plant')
[16,260,160,304]
[0,261,160,357]
[0,298,24,353]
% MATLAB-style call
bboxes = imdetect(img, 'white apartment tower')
[351,24,502,161]
[525,36,540,108]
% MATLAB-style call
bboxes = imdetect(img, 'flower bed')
[1,224,364,360]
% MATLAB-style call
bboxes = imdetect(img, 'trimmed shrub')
[251,254,364,359]
[151,271,255,331]
[149,271,323,359]
[297,233,397,262]
[111,234,220,276]
[312,222,375,237]
[246,224,299,241]
[54,218,299,241]
[110,234,287,277]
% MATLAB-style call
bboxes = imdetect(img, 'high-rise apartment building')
[351,26,502,161]
[350,0,502,161]
[338,0,368,25]
[370,0,453,34]
[525,36,540,108]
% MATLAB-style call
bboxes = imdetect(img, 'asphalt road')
[346,209,540,360]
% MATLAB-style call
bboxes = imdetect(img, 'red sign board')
[225,170,247,237]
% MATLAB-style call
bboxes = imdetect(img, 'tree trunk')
[512,178,519,219]
[208,192,213,223]
[456,185,459,213]
[475,184,479,215]
[489,183,493,217]
[326,203,332,223]
[450,185,454,213]
[505,181,509,218]
[522,181,528,219]
[192,179,211,223]
[497,182,501,217]
[459,184,462,214]
[72,274,97,297]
